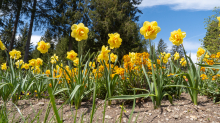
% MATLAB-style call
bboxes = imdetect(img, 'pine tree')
[170,45,185,58]
[156,39,168,55]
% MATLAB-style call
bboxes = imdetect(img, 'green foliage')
[89,0,143,59]
[201,7,220,54]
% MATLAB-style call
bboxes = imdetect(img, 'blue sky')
[25,0,220,62]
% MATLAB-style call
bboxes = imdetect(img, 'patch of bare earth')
[3,93,220,123]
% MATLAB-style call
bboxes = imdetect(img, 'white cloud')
[166,40,202,52]
[16,35,41,46]
[138,0,220,10]
[188,52,198,63]
[30,35,41,46]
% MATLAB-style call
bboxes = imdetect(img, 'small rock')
[105,115,112,119]
[186,116,189,118]
[123,118,126,123]
[83,118,87,122]
[149,113,152,116]
[166,108,172,112]
[158,120,161,123]
[107,106,111,109]
[183,111,187,113]
[132,117,136,122]
[37,102,44,106]
[190,115,197,120]
[190,118,194,121]
[173,115,179,119]
[165,118,169,121]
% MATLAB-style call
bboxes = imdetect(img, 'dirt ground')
[2,93,220,123]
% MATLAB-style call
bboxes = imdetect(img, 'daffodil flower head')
[1,63,7,70]
[174,52,180,60]
[9,49,21,60]
[108,33,122,49]
[15,60,24,68]
[110,53,117,63]
[67,50,78,61]
[71,23,89,41]
[169,29,186,46]
[197,47,205,57]
[21,63,30,70]
[51,54,58,64]
[37,41,50,54]
[97,46,110,62]
[0,39,6,50]
[140,21,161,40]
[217,16,220,27]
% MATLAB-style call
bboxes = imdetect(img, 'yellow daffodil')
[97,46,110,62]
[0,39,6,50]
[36,58,43,66]
[9,49,21,60]
[140,21,161,40]
[197,47,205,57]
[29,59,36,67]
[180,57,186,67]
[89,62,96,69]
[1,63,7,70]
[15,60,24,68]
[71,23,89,41]
[37,41,50,54]
[217,16,220,27]
[174,52,180,60]
[33,66,41,74]
[129,52,136,62]
[67,50,78,61]
[21,63,29,70]
[110,53,117,63]
[169,29,186,46]
[73,58,79,66]
[51,54,58,64]
[108,33,122,49]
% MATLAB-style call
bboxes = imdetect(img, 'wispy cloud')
[139,0,220,10]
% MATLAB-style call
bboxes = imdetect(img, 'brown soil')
[2,93,220,123]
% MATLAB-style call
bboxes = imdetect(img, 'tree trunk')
[24,0,37,63]
[9,0,22,51]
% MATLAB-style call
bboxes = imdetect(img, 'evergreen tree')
[156,39,167,55]
[0,15,14,63]
[201,7,220,54]
[170,45,185,58]
[89,0,143,59]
